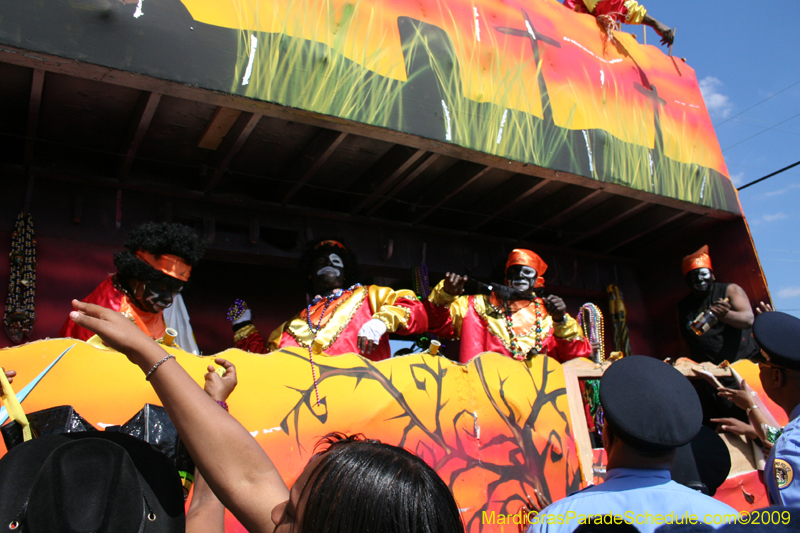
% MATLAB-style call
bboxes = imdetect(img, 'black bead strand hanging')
[3,213,36,344]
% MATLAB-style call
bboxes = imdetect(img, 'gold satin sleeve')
[553,314,584,341]
[368,285,415,332]
[234,323,258,343]
[623,0,647,24]
[428,280,469,337]
[265,323,285,351]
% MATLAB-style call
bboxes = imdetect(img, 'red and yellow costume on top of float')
[426,249,592,364]
[563,0,648,26]
[233,241,428,362]
[59,252,191,342]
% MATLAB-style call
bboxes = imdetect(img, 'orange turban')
[681,245,713,276]
[506,249,547,288]
[135,251,192,282]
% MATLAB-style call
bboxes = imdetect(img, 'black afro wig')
[114,222,205,283]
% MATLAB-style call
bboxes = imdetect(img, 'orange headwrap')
[315,240,347,251]
[681,245,713,276]
[135,251,192,282]
[505,249,547,288]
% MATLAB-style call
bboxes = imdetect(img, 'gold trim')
[234,323,258,343]
[473,295,554,355]
[284,286,369,351]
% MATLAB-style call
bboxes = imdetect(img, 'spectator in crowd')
[528,356,736,533]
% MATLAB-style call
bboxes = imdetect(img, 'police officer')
[751,312,800,506]
[529,356,736,533]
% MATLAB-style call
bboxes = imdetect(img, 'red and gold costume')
[563,0,648,25]
[234,285,428,361]
[426,250,591,364]
[59,276,167,341]
[59,252,191,342]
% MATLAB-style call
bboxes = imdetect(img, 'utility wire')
[738,160,800,191]
[714,79,800,128]
[722,111,800,152]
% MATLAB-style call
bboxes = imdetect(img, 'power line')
[714,78,800,128]
[738,160,800,191]
[722,111,800,152]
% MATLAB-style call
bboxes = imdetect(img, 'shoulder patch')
[774,459,794,489]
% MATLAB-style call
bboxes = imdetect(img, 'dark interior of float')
[0,49,768,356]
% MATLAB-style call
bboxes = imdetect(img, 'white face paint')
[507,265,537,292]
[316,253,343,277]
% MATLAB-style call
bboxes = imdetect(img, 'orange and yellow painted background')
[0,340,580,533]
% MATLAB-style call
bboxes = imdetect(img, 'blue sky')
[639,1,800,318]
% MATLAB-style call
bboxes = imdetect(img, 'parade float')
[0,0,773,530]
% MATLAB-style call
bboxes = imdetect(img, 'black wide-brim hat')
[600,356,702,453]
[752,312,800,371]
[0,432,185,532]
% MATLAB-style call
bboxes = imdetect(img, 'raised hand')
[204,358,238,402]
[543,295,566,322]
[443,272,467,296]
[69,300,157,365]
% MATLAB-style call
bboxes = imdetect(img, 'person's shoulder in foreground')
[527,355,736,533]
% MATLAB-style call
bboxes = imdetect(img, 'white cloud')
[778,287,800,298]
[749,212,787,225]
[765,183,800,197]
[763,212,787,223]
[699,76,733,119]
[730,172,746,186]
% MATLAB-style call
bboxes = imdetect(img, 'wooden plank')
[605,211,688,253]
[24,69,45,170]
[282,129,348,205]
[198,107,242,150]
[413,163,492,224]
[561,366,596,487]
[521,188,605,239]
[365,153,442,215]
[203,112,261,193]
[565,201,651,247]
[350,147,428,215]
[118,90,161,181]
[471,177,550,231]
[0,45,739,221]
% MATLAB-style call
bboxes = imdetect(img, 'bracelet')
[746,404,759,415]
[145,354,175,381]
[216,400,229,412]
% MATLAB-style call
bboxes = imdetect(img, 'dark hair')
[299,239,360,293]
[299,433,463,533]
[113,222,205,283]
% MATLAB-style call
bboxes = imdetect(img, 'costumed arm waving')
[358,285,430,354]
[425,274,468,339]
[70,301,287,533]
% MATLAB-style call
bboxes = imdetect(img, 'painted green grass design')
[228,0,731,211]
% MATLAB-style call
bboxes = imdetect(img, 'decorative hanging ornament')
[4,213,36,344]
[578,303,605,364]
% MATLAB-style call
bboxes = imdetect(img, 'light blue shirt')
[527,468,738,533]
[766,404,800,506]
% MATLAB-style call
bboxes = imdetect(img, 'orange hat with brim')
[506,249,547,288]
[681,245,712,276]
[135,251,192,282]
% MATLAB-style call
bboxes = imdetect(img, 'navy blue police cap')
[600,356,702,453]
[752,312,800,371]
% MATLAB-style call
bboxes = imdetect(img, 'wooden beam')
[198,107,242,150]
[413,164,492,224]
[203,112,261,193]
[365,153,442,216]
[471,177,550,231]
[118,90,161,181]
[605,211,688,253]
[0,45,739,221]
[24,69,45,171]
[282,129,348,205]
[521,188,605,239]
[565,201,651,247]
[350,147,428,215]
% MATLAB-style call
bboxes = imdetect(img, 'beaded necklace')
[578,303,605,363]
[501,297,545,361]
[304,283,362,405]
[3,214,36,344]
